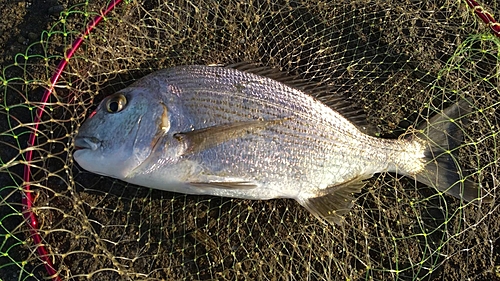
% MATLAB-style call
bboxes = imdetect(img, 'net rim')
[21,1,124,280]
[466,0,500,37]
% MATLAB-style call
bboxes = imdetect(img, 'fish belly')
[178,126,388,200]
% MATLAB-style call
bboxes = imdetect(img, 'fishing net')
[0,0,499,280]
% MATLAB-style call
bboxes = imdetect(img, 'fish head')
[73,87,170,179]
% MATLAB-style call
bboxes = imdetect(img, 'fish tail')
[299,101,490,226]
[412,100,489,204]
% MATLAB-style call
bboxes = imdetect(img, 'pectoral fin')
[174,119,286,155]
[189,181,257,189]
[299,176,366,225]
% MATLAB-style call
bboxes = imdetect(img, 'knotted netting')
[0,0,499,280]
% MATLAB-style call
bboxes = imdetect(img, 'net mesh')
[1,0,499,280]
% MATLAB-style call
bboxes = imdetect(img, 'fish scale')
[74,64,487,225]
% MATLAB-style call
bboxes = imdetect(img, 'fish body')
[74,65,484,224]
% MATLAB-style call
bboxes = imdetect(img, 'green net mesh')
[1,0,499,280]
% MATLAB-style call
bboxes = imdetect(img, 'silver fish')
[73,65,485,225]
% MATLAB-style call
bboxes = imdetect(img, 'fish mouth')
[74,136,100,151]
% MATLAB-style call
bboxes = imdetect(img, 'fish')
[73,64,487,225]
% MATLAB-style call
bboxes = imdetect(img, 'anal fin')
[299,176,366,225]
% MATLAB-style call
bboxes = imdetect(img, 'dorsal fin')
[316,95,376,135]
[227,62,378,136]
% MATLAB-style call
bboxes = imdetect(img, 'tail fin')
[413,100,489,204]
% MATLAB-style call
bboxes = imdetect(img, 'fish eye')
[106,94,127,113]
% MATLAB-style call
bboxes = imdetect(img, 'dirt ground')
[1,0,500,281]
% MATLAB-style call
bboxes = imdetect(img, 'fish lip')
[74,136,99,151]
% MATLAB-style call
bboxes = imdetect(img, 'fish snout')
[74,136,100,151]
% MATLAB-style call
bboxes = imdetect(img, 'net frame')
[21,1,123,280]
